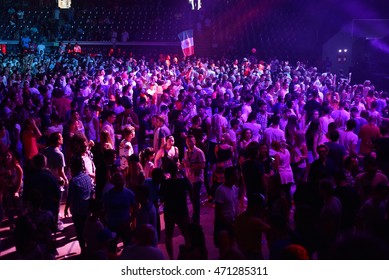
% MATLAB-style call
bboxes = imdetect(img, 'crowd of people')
[1,47,389,260]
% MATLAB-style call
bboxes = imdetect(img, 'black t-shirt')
[242,159,265,198]
[304,99,320,124]
[308,158,336,185]
[171,119,187,151]
[334,185,361,230]
[188,126,207,153]
[159,177,192,218]
[325,142,346,172]
[23,170,61,213]
[138,118,151,146]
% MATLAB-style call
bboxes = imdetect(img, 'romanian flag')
[178,29,194,57]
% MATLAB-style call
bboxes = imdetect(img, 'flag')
[178,29,194,57]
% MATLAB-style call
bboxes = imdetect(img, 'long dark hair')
[285,115,298,146]
[139,147,155,167]
[305,119,320,139]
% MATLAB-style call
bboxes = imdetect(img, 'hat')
[195,85,202,91]
[97,228,116,243]
[242,57,248,62]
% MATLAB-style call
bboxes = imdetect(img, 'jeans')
[72,214,88,250]
[191,181,202,224]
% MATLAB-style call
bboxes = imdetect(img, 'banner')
[178,30,194,57]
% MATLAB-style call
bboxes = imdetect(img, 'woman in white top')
[272,141,294,186]
[272,140,294,209]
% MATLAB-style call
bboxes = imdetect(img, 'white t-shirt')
[215,184,238,223]
[209,114,228,143]
[331,109,350,130]
[319,115,334,135]
[227,128,237,144]
[241,104,252,123]
[243,122,262,143]
[119,139,134,170]
[339,129,358,155]
[263,126,286,147]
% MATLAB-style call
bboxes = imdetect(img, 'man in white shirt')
[319,106,334,135]
[351,94,366,114]
[263,116,286,153]
[214,166,239,248]
[339,119,358,156]
[102,111,116,148]
[279,108,291,132]
[241,95,254,123]
[331,101,350,130]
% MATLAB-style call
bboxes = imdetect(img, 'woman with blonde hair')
[291,131,308,184]
[92,129,113,167]
[100,129,114,150]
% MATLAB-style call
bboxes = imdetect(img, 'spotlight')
[338,49,342,53]
[344,49,348,53]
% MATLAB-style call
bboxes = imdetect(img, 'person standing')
[103,171,136,252]
[214,166,239,249]
[153,115,170,153]
[0,151,23,229]
[339,119,358,156]
[23,154,61,226]
[21,118,42,163]
[242,142,267,209]
[263,116,286,152]
[159,161,192,259]
[359,115,381,156]
[42,132,68,229]
[209,104,228,171]
[119,125,135,176]
[308,145,336,186]
[64,157,94,254]
[101,111,116,148]
[83,105,99,143]
[331,101,350,130]
[272,140,294,208]
[183,134,206,224]
[43,132,68,186]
